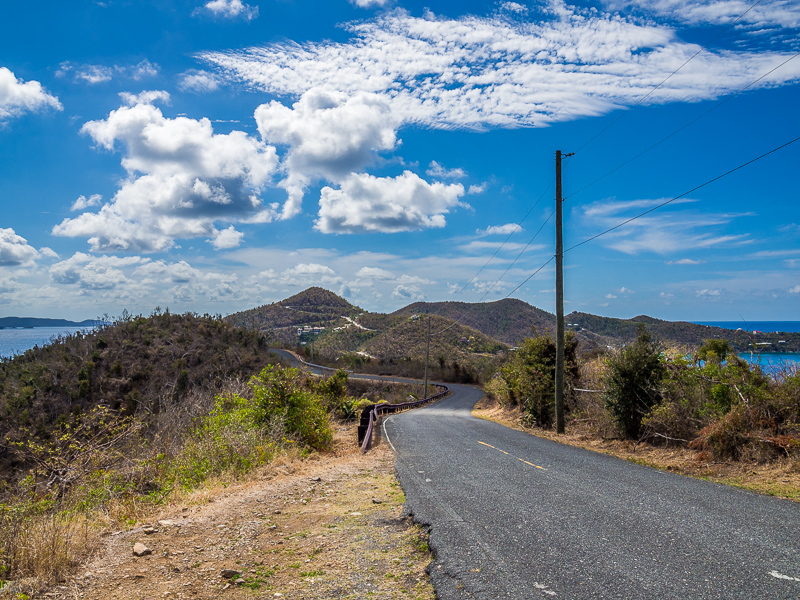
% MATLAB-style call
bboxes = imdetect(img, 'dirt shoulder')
[473,396,800,502]
[41,425,434,600]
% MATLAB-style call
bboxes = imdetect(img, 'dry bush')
[570,356,617,437]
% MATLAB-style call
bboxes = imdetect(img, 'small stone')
[220,569,241,580]
[371,498,382,504]
[273,510,281,514]
[133,543,152,557]
[158,520,177,527]
[349,512,362,516]
[142,526,158,535]
[310,476,322,482]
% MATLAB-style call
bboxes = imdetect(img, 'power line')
[564,133,800,254]
[504,256,555,299]
[449,178,555,300]
[574,0,767,155]
[566,51,800,202]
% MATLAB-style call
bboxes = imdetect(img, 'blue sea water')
[0,326,90,359]
[694,321,800,333]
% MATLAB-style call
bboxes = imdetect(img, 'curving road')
[383,383,800,600]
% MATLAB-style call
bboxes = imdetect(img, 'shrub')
[603,326,664,439]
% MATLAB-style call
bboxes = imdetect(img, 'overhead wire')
[564,133,800,254]
[573,0,767,156]
[566,51,800,202]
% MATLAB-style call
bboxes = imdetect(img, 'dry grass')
[473,396,800,502]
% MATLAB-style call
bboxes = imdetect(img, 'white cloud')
[666,258,704,265]
[350,0,390,7]
[71,194,103,211]
[427,160,466,179]
[197,0,259,20]
[392,284,424,300]
[602,0,800,30]
[501,2,528,13]
[131,60,159,80]
[200,7,800,131]
[120,90,171,106]
[477,223,521,236]
[696,288,722,297]
[580,198,751,255]
[459,241,530,252]
[606,293,617,299]
[0,67,62,122]
[52,99,279,252]
[56,61,160,85]
[316,171,465,234]
[178,70,222,93]
[468,184,487,195]
[50,253,145,289]
[619,286,635,294]
[789,285,800,294]
[0,228,40,266]
[210,225,244,249]
[255,89,400,218]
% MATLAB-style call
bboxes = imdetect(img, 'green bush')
[603,326,665,439]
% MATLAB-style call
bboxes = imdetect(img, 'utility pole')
[555,150,573,434]
[423,312,431,398]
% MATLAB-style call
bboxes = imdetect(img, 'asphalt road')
[383,383,800,600]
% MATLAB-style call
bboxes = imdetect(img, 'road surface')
[384,383,800,600]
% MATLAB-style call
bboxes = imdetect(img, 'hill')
[567,312,800,352]
[0,317,98,328]
[226,287,361,345]
[0,311,272,479]
[391,299,555,346]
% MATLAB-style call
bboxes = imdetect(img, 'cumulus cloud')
[501,2,528,13]
[52,97,279,252]
[210,225,244,249]
[178,70,222,93]
[196,0,259,20]
[50,253,145,289]
[696,288,722,297]
[56,60,159,84]
[0,67,62,122]
[789,284,800,294]
[350,0,390,7]
[0,228,40,266]
[200,6,800,130]
[477,223,522,236]
[120,90,171,106]
[427,160,466,179]
[71,194,103,211]
[392,284,424,300]
[316,171,465,234]
[255,89,400,217]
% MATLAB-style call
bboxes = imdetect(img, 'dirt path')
[44,440,434,600]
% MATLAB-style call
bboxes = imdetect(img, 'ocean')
[694,321,800,333]
[0,326,92,359]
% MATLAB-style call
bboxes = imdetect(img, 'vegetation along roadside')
[0,310,434,598]
[478,325,800,501]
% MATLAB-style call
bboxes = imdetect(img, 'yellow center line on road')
[478,441,547,470]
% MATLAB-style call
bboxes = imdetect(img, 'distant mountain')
[226,287,800,356]
[0,316,98,328]
[392,298,556,346]
[225,287,361,345]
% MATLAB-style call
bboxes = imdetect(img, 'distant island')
[0,316,99,329]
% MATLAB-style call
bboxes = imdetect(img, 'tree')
[603,325,664,439]
[502,331,579,428]
[697,339,732,365]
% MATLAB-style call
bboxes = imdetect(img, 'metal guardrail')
[358,384,449,453]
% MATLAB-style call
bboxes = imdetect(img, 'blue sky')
[1,0,799,322]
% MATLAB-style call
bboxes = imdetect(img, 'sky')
[1,0,799,323]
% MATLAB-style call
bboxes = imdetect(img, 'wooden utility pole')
[555,150,566,434]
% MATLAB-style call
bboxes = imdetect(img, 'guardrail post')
[357,405,374,446]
